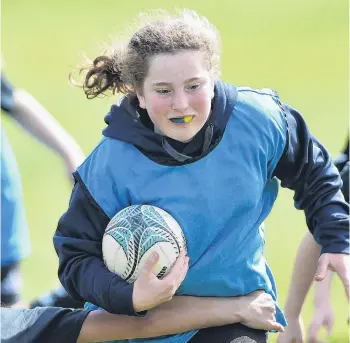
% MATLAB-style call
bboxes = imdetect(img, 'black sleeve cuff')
[108,278,147,316]
[321,243,350,255]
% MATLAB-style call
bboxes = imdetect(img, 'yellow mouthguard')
[184,115,194,123]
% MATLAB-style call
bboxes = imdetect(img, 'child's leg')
[1,262,24,307]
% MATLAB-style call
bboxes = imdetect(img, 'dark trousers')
[1,262,22,306]
[189,323,268,343]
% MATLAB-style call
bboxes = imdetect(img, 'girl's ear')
[210,78,215,99]
[137,92,146,109]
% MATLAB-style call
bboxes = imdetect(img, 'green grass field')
[2,1,348,342]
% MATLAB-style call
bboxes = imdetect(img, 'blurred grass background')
[1,1,348,342]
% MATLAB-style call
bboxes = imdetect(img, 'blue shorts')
[1,131,31,266]
[1,74,30,266]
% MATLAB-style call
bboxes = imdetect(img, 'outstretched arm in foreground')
[78,290,284,343]
[79,251,283,342]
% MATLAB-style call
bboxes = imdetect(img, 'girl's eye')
[156,89,171,95]
[187,84,200,91]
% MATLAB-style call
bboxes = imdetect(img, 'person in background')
[1,73,85,308]
[277,137,349,343]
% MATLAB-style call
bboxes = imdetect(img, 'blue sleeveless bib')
[80,88,288,343]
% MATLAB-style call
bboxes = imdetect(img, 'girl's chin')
[166,131,197,143]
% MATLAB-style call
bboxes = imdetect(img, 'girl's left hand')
[315,253,349,299]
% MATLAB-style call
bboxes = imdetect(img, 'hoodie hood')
[103,81,238,165]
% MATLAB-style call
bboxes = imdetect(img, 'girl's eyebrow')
[152,77,204,86]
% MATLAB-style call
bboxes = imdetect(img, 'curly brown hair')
[77,9,221,99]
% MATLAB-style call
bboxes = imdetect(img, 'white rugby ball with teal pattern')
[102,205,186,283]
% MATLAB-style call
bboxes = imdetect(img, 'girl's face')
[137,51,214,142]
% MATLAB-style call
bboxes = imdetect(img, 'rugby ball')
[102,205,186,283]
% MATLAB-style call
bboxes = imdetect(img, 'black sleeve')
[339,161,349,203]
[53,178,142,316]
[341,138,349,157]
[273,104,349,254]
[1,307,90,343]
